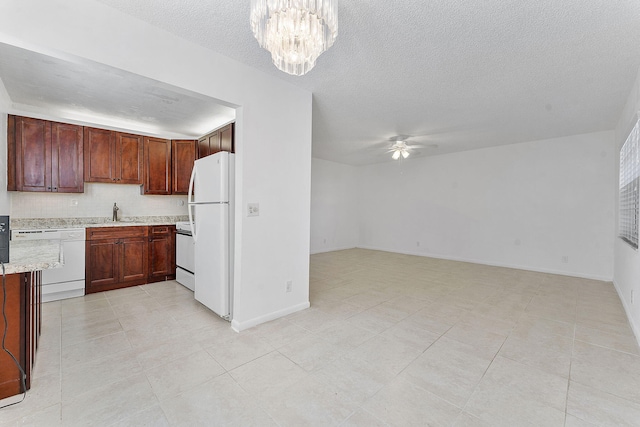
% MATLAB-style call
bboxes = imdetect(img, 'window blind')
[619,119,640,249]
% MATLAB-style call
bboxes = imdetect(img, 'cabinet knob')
[47,186,51,190]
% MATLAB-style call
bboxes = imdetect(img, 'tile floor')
[1,248,640,426]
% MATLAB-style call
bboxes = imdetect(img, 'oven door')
[176,232,195,273]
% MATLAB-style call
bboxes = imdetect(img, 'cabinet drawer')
[86,226,148,241]
[149,225,174,235]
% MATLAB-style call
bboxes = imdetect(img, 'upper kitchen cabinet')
[84,127,143,184]
[172,140,196,195]
[143,136,172,195]
[8,115,84,193]
[197,123,234,159]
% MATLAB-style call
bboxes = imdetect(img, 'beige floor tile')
[465,356,567,426]
[311,355,394,406]
[314,321,376,349]
[498,334,571,378]
[567,381,640,427]
[204,333,275,371]
[0,403,62,427]
[61,374,158,426]
[346,308,398,334]
[229,351,307,396]
[61,317,124,347]
[512,314,575,339]
[400,337,493,407]
[575,323,640,355]
[341,409,388,426]
[109,405,170,426]
[0,373,61,426]
[60,298,112,317]
[135,334,203,370]
[60,331,131,368]
[571,340,640,404]
[343,335,423,376]
[258,376,357,426]
[363,377,461,427]
[145,350,225,401]
[402,309,455,335]
[380,320,440,350]
[287,308,336,332]
[564,413,599,427]
[443,321,508,355]
[32,347,60,380]
[278,334,345,372]
[61,306,117,327]
[62,349,142,400]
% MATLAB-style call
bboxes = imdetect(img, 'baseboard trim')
[310,245,357,255]
[231,301,310,332]
[355,245,613,282]
[612,279,640,348]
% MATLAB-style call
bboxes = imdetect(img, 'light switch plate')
[248,203,260,217]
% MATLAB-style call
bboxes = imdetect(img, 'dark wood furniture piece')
[85,226,149,293]
[83,128,143,184]
[0,271,41,400]
[143,137,172,195]
[147,225,176,283]
[85,225,176,293]
[197,123,234,159]
[171,140,197,195]
[7,115,84,193]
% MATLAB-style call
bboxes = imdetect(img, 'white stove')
[175,221,195,291]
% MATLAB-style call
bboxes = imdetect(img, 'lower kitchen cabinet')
[148,225,176,283]
[0,271,41,400]
[85,225,176,293]
[85,226,149,293]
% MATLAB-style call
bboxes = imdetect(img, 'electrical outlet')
[286,280,292,293]
[70,199,78,207]
[248,203,260,217]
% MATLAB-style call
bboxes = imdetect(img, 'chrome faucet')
[112,203,119,222]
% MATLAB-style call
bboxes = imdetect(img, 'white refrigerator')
[188,151,234,319]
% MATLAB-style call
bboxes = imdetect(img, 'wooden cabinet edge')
[7,115,16,191]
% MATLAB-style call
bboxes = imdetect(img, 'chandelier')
[250,0,338,76]
[391,141,410,160]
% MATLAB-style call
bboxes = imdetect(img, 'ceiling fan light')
[392,150,401,160]
[402,150,409,158]
[250,0,338,76]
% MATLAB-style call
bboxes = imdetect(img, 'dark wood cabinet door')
[147,225,176,283]
[120,236,149,284]
[84,127,115,183]
[115,132,143,184]
[143,137,172,195]
[15,116,51,192]
[208,131,221,156]
[86,239,120,291]
[51,122,84,193]
[197,136,210,159]
[172,140,196,194]
[7,115,16,191]
[220,124,234,152]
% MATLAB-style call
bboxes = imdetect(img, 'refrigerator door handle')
[188,202,197,242]
[188,162,196,205]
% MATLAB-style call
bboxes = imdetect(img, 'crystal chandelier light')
[250,0,338,76]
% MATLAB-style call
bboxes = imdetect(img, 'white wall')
[357,132,616,281]
[0,0,312,331]
[310,158,359,254]
[614,66,640,341]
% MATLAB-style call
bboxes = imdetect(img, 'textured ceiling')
[6,1,640,164]
[0,43,235,138]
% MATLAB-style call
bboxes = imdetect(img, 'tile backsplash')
[10,183,188,218]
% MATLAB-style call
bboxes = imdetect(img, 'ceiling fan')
[386,136,435,160]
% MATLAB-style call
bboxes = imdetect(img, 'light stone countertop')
[10,216,188,230]
[3,240,62,275]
